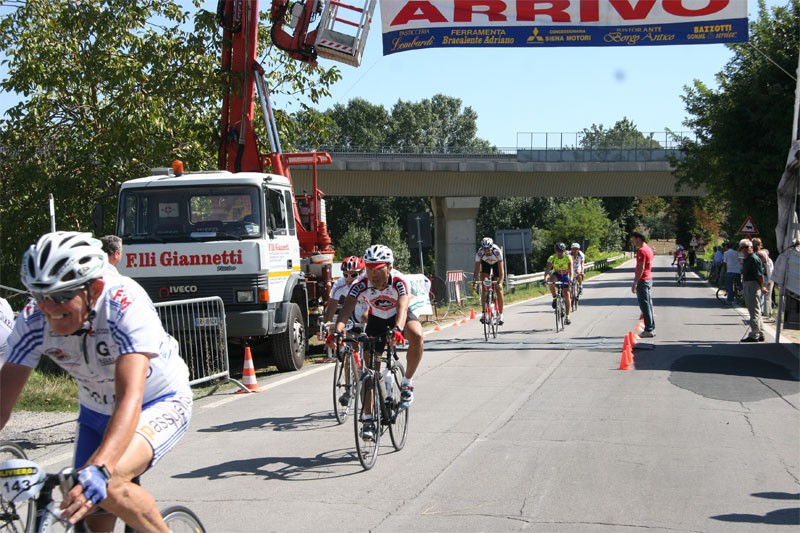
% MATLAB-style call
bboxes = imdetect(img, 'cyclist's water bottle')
[380,368,393,400]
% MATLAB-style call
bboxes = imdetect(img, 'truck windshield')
[119,185,262,242]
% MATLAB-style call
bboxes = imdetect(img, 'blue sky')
[0,1,789,148]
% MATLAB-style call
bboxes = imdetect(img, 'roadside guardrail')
[507,254,627,289]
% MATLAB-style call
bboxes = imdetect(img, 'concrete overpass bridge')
[291,138,700,279]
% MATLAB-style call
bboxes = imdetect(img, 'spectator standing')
[688,247,696,268]
[722,242,742,305]
[630,232,655,338]
[713,246,724,265]
[100,235,123,272]
[739,238,767,342]
[751,238,774,319]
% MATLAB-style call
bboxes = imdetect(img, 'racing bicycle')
[570,280,580,312]
[479,279,500,340]
[547,281,569,332]
[675,262,687,286]
[335,330,410,470]
[716,274,745,306]
[0,443,206,533]
[323,321,362,424]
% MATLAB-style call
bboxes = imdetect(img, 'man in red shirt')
[631,232,655,338]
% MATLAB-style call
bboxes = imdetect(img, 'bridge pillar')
[432,197,480,281]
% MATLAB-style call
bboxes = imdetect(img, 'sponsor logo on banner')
[380,0,748,55]
[406,274,433,316]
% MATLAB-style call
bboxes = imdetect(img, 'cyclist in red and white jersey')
[335,245,423,438]
[321,255,369,330]
[0,232,191,532]
[672,245,687,275]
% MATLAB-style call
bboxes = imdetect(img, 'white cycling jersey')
[348,269,409,320]
[475,245,503,265]
[6,274,190,415]
[0,297,14,365]
[571,250,585,269]
[329,277,369,322]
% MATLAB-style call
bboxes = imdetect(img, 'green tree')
[675,0,798,254]
[548,198,611,255]
[579,117,664,150]
[0,0,340,289]
[335,225,372,261]
[375,218,411,273]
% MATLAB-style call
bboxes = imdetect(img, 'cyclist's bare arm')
[0,362,32,429]
[322,295,338,325]
[473,261,481,281]
[544,263,553,281]
[394,294,410,332]
[61,352,151,524]
[496,261,505,286]
[335,296,358,333]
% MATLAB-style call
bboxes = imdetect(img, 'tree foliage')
[579,117,664,150]
[0,0,340,289]
[675,0,798,254]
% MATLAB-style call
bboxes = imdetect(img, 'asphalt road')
[10,256,800,532]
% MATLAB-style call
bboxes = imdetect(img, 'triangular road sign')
[738,216,759,235]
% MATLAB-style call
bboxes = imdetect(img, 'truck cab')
[116,169,310,371]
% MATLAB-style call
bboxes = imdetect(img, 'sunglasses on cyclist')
[31,287,85,304]
[343,271,361,279]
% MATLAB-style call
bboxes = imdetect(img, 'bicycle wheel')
[571,284,579,312]
[161,505,206,533]
[490,294,498,338]
[554,296,561,332]
[0,442,34,533]
[353,371,380,470]
[716,287,727,302]
[483,298,490,341]
[388,361,409,451]
[559,298,566,329]
[332,347,356,424]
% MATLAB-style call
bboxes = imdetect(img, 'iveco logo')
[158,285,198,298]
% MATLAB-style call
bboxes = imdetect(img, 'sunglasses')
[343,271,361,279]
[31,287,84,304]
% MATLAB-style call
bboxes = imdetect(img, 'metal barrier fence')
[507,254,627,289]
[154,296,247,392]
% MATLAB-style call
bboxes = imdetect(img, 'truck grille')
[135,274,268,308]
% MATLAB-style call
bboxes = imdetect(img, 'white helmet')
[21,231,107,295]
[481,237,493,248]
[363,244,393,264]
[571,243,580,250]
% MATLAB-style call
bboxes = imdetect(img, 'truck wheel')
[271,303,307,372]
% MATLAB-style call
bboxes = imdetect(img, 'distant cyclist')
[545,242,574,325]
[472,237,505,325]
[570,243,585,295]
[672,245,687,276]
[335,245,423,440]
[0,232,191,532]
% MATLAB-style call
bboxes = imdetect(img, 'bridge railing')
[309,132,695,163]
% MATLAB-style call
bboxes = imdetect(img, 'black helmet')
[554,242,567,252]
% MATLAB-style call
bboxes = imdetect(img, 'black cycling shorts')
[480,262,501,278]
[365,311,419,355]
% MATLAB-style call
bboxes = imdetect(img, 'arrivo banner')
[380,0,748,55]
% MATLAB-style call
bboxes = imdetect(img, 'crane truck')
[97,0,376,371]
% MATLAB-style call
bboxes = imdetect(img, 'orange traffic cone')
[635,319,645,332]
[619,343,633,370]
[433,325,441,331]
[470,308,476,320]
[629,331,640,346]
[236,346,262,393]
[460,318,468,324]
[452,321,460,327]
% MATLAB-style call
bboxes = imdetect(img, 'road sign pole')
[416,216,424,276]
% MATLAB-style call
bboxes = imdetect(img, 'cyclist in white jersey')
[335,245,423,439]
[0,296,13,365]
[0,232,191,532]
[570,243,586,294]
[472,237,505,325]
